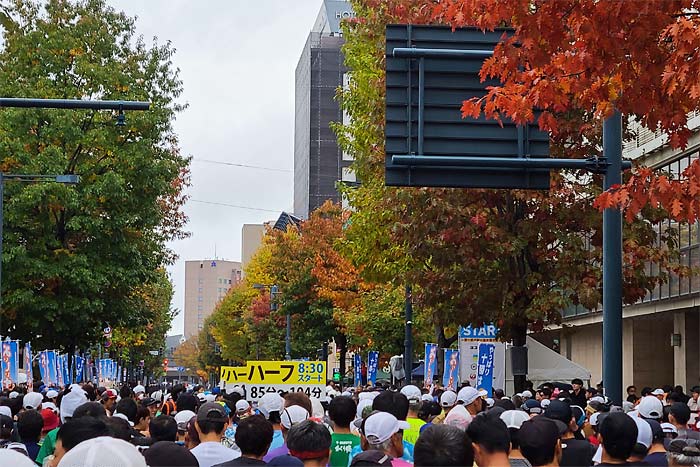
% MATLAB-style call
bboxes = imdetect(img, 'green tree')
[0,0,189,349]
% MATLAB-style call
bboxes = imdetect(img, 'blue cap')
[523,399,543,414]
[212,387,221,395]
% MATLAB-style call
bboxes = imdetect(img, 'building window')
[198,287,202,293]
[197,305,203,311]
[198,296,203,302]
[198,278,203,284]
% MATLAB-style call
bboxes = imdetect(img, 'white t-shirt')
[190,441,240,467]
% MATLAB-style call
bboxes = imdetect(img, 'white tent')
[504,336,591,395]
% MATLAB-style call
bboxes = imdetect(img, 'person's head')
[195,401,228,437]
[284,391,313,415]
[691,386,700,400]
[372,391,409,421]
[176,393,198,414]
[141,397,159,418]
[73,401,107,419]
[149,415,178,442]
[414,424,474,467]
[500,410,530,451]
[667,438,700,467]
[105,416,132,442]
[458,387,486,415]
[286,420,332,465]
[571,379,583,391]
[536,388,552,401]
[52,417,110,467]
[418,401,442,423]
[258,393,284,426]
[638,395,664,420]
[669,402,691,426]
[134,405,151,429]
[114,397,137,423]
[543,400,573,434]
[518,416,562,467]
[598,412,638,462]
[466,413,511,466]
[627,385,637,396]
[17,409,43,442]
[360,411,408,458]
[399,385,422,415]
[143,441,199,467]
[235,415,274,459]
[101,389,118,410]
[329,396,356,429]
[0,414,14,440]
[54,436,148,467]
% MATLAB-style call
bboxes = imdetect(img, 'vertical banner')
[476,343,496,396]
[75,355,84,383]
[24,343,33,391]
[353,353,362,387]
[47,351,57,386]
[1,341,19,389]
[39,351,50,385]
[56,354,65,387]
[442,349,460,391]
[64,355,72,385]
[367,351,379,385]
[424,343,438,388]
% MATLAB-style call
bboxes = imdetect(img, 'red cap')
[41,408,60,432]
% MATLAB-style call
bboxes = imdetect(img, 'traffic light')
[162,359,169,371]
[270,285,279,311]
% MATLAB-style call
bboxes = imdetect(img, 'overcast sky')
[109,0,323,335]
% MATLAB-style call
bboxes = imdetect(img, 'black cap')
[544,400,573,426]
[196,402,227,423]
[141,397,158,407]
[143,441,199,467]
[519,417,561,454]
[0,414,13,431]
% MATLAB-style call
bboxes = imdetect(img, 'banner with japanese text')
[424,343,438,388]
[442,349,460,391]
[353,354,362,387]
[367,351,379,385]
[476,343,495,396]
[220,361,327,401]
[24,343,33,391]
[1,341,19,390]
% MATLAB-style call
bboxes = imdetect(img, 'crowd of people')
[0,379,699,467]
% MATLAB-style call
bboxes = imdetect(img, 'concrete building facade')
[241,224,266,273]
[536,112,700,391]
[294,0,354,219]
[183,260,242,338]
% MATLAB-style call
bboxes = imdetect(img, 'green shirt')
[330,432,360,467]
[36,427,59,466]
[402,417,425,445]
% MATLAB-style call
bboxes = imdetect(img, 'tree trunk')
[512,321,528,393]
[336,333,347,387]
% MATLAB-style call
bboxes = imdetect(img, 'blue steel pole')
[602,111,623,405]
[285,312,291,361]
[404,285,413,383]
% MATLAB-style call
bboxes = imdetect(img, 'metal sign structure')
[385,25,628,403]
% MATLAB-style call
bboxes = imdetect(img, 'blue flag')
[443,349,460,391]
[367,351,379,385]
[424,343,438,388]
[476,343,495,396]
[75,355,84,383]
[1,341,19,390]
[24,343,33,391]
[354,353,362,387]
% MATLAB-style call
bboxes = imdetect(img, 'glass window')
[198,296,203,302]
[681,250,690,295]
[692,246,700,293]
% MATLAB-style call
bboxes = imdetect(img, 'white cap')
[0,406,11,418]
[0,449,38,467]
[521,390,533,399]
[363,411,410,444]
[400,385,422,402]
[9,391,19,399]
[112,412,134,427]
[589,412,601,427]
[590,396,605,404]
[356,399,373,419]
[174,410,196,430]
[59,387,88,423]
[46,390,59,399]
[133,385,145,395]
[631,416,653,449]
[540,399,551,409]
[151,390,163,401]
[661,422,678,435]
[230,387,245,396]
[56,436,147,467]
[486,398,495,408]
[440,391,457,407]
[258,393,284,418]
[196,393,207,401]
[500,410,530,429]
[651,388,665,396]
[235,400,250,412]
[359,392,377,401]
[23,392,43,410]
[42,402,58,412]
[281,405,309,429]
[457,387,486,405]
[421,394,433,402]
[341,391,352,397]
[204,393,216,403]
[638,396,663,419]
[444,404,472,431]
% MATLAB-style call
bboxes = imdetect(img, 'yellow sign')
[220,361,326,385]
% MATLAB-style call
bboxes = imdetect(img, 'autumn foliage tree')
[336,0,686,378]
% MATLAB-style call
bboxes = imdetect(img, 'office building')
[294,0,355,219]
[242,224,266,273]
[535,111,700,390]
[183,259,242,338]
